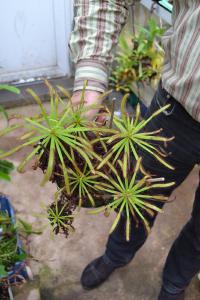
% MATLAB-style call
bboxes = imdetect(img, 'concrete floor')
[0,103,200,300]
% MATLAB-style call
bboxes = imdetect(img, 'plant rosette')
[0,81,174,241]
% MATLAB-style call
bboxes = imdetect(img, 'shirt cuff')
[73,59,109,93]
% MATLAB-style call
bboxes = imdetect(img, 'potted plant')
[109,18,165,114]
[0,196,37,299]
[0,81,174,244]
[0,85,34,299]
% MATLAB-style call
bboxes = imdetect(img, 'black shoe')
[158,288,185,300]
[81,256,117,290]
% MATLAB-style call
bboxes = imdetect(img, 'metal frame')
[140,0,172,24]
[158,0,173,12]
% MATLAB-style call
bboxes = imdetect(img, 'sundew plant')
[0,81,174,241]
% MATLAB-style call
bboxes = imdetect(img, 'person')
[69,1,200,299]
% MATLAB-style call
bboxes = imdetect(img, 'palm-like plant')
[68,162,102,207]
[47,197,75,237]
[97,95,174,176]
[57,84,95,139]
[0,82,104,191]
[57,82,112,140]
[0,82,115,191]
[92,158,174,241]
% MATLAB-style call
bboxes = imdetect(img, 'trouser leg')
[104,162,193,267]
[162,181,200,294]
[105,210,157,266]
[105,83,200,268]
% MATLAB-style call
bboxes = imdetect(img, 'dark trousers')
[104,83,200,295]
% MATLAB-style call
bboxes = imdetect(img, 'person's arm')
[69,0,128,97]
[69,0,129,121]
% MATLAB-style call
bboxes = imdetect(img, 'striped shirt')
[69,0,200,122]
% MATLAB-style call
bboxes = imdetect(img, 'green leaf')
[0,105,8,122]
[17,219,42,235]
[0,160,14,181]
[0,124,23,138]
[0,135,44,159]
[109,201,125,234]
[120,93,129,122]
[17,145,41,173]
[0,159,14,173]
[0,84,20,94]
[41,137,55,185]
[15,251,27,261]
[26,88,50,127]
[55,141,71,194]
[125,203,130,241]
[0,170,11,181]
[0,264,8,277]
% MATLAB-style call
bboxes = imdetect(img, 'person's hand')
[71,90,105,122]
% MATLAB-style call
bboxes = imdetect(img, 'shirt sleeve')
[69,0,128,93]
